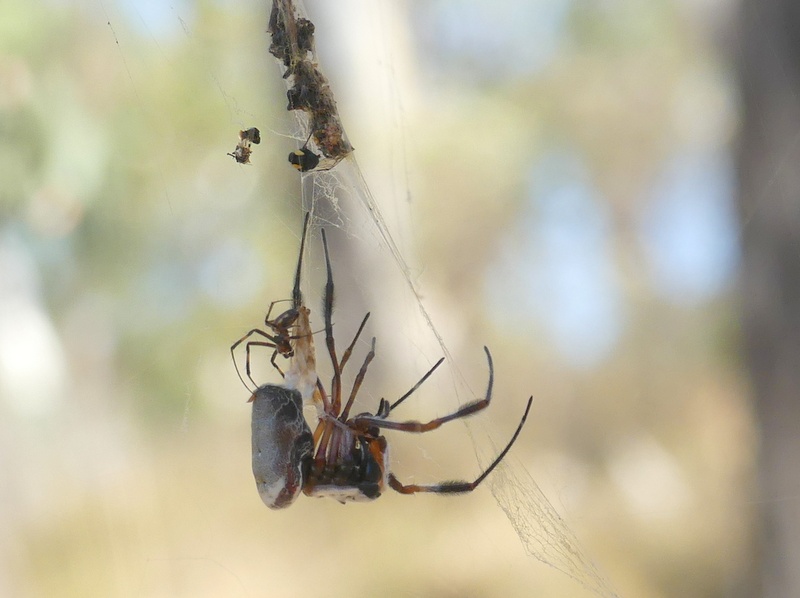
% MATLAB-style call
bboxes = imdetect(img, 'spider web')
[303,146,622,598]
[13,0,798,595]
[271,1,620,596]
[83,0,622,594]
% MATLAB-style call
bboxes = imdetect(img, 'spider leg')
[321,228,343,414]
[231,328,280,392]
[261,212,309,327]
[340,337,376,421]
[388,356,446,413]
[387,395,533,495]
[316,377,331,415]
[245,341,282,387]
[268,344,287,378]
[355,346,494,433]
[292,212,310,309]
[339,312,371,371]
[263,299,291,324]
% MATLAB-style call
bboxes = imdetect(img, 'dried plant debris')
[268,0,353,172]
[242,127,261,144]
[228,127,262,164]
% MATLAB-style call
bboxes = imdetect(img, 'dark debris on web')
[268,0,353,171]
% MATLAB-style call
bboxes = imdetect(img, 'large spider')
[249,222,533,508]
[231,213,311,391]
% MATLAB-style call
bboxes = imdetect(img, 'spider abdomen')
[251,384,314,509]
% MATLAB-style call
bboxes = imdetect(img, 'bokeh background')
[2,0,798,596]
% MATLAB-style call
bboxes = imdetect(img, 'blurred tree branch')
[736,1,800,596]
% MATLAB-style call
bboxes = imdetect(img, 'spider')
[249,225,534,508]
[231,213,311,391]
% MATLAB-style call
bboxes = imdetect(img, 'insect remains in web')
[228,127,261,164]
[268,0,353,172]
[289,142,321,172]
[246,221,534,508]
[231,213,310,390]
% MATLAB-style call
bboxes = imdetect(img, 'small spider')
[231,213,310,390]
[228,127,261,164]
[249,225,533,508]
